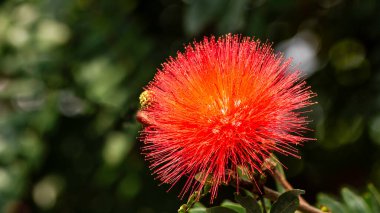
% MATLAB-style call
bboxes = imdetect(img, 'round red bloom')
[140,34,314,201]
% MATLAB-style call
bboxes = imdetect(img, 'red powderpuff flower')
[139,34,315,201]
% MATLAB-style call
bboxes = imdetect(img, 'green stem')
[259,195,267,213]
[178,184,211,213]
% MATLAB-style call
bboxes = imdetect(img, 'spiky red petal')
[140,34,314,201]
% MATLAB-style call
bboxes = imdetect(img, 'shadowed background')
[0,0,379,212]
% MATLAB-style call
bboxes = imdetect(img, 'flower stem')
[270,169,324,213]
[236,179,325,213]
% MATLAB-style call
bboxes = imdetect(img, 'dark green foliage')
[270,190,303,213]
[317,194,348,213]
[318,185,380,213]
[341,188,371,213]
[368,184,380,212]
[234,193,261,213]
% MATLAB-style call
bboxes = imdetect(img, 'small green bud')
[178,204,188,213]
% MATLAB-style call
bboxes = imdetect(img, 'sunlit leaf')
[220,200,245,213]
[189,203,207,213]
[206,206,238,213]
[189,207,207,213]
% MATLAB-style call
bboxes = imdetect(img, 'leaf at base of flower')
[237,165,252,182]
[234,193,261,213]
[268,154,286,193]
[195,172,213,184]
[270,189,304,213]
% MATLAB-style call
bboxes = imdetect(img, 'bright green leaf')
[221,200,245,213]
[189,207,207,213]
[189,202,207,213]
[206,206,239,213]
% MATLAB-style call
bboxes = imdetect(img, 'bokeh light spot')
[102,132,131,167]
[32,175,64,209]
[276,30,320,76]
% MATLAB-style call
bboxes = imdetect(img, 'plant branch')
[270,169,324,213]
[236,179,325,213]
[271,169,308,204]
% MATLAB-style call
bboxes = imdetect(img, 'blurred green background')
[0,0,379,212]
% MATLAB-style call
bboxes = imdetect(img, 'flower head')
[139,34,314,201]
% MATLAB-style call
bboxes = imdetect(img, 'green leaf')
[263,198,272,212]
[194,202,206,208]
[189,207,207,213]
[206,206,239,213]
[317,193,347,213]
[268,154,286,193]
[270,189,304,213]
[234,193,261,213]
[341,187,371,213]
[189,202,207,213]
[221,200,245,213]
[368,184,380,212]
